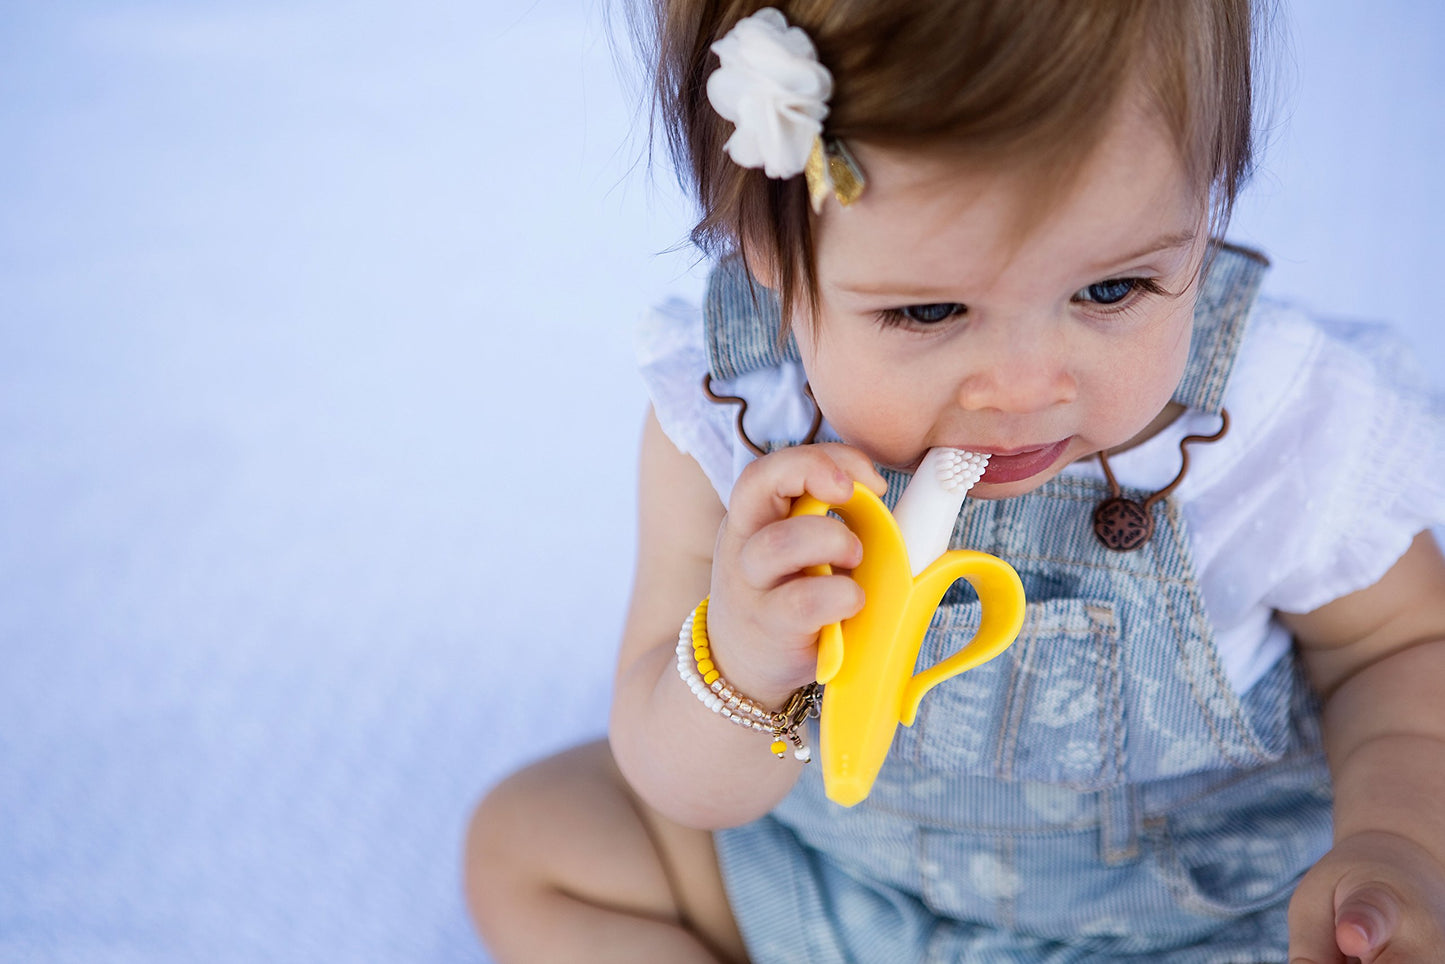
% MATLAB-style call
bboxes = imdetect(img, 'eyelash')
[1073,277,1169,313]
[873,303,967,328]
[873,277,1170,330]
[867,303,971,329]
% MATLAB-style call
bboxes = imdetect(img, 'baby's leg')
[465,739,747,963]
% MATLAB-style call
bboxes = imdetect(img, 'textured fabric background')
[1,1,1440,961]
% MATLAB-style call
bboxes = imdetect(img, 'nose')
[952,323,1077,414]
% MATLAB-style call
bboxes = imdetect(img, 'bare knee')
[464,744,617,930]
[463,753,553,922]
[463,740,746,963]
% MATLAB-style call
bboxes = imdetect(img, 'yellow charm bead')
[678,595,817,768]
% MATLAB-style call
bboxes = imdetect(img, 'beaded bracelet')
[676,597,821,761]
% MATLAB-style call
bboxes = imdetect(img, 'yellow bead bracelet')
[675,597,820,761]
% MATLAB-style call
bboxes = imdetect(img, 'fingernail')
[1347,920,1374,947]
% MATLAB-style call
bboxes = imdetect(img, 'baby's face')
[796,102,1208,499]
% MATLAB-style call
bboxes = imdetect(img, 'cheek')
[798,320,866,409]
[1158,309,1195,389]
[1140,321,1192,397]
[800,332,924,450]
[805,350,887,427]
[1143,322,1193,414]
[1092,313,1193,424]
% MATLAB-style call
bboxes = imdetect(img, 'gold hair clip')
[805,136,867,213]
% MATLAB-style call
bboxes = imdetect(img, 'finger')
[811,443,888,496]
[738,515,863,590]
[760,573,866,641]
[1289,872,1348,964]
[1335,885,1400,960]
[725,447,871,538]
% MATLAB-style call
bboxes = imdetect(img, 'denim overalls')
[705,246,1333,963]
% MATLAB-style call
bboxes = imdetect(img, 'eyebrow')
[1088,229,1199,274]
[831,228,1200,299]
[831,280,962,298]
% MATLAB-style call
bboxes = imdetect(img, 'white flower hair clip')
[706,7,866,212]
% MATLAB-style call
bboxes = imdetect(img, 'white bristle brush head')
[935,449,990,494]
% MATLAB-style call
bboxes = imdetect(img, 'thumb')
[1335,883,1400,959]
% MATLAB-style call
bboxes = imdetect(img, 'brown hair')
[633,0,1266,329]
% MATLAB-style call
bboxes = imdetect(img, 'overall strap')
[702,242,1269,416]
[1174,243,1270,414]
[702,256,799,380]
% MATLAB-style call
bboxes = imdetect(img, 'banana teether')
[791,450,1026,807]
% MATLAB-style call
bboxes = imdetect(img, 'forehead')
[814,102,1204,291]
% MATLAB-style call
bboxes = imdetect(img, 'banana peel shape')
[792,482,1026,807]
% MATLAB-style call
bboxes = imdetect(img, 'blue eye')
[1076,278,1139,305]
[896,303,966,324]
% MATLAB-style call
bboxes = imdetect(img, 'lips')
[976,439,1071,484]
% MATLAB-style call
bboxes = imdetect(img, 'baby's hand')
[705,444,887,707]
[1288,831,1445,962]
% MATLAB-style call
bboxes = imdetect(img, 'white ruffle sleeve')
[634,298,822,505]
[634,299,737,500]
[1259,316,1444,612]
[1185,302,1445,620]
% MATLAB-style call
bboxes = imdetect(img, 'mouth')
[971,439,1073,485]
[891,438,1074,485]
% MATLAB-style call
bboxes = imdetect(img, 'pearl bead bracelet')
[676,597,820,762]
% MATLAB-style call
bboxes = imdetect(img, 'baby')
[468,2,1445,961]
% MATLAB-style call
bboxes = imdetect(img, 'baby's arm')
[1283,531,1445,962]
[609,409,885,829]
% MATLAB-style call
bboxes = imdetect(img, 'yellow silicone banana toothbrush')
[791,450,1026,807]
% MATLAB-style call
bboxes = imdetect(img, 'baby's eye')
[1074,278,1142,305]
[880,302,966,326]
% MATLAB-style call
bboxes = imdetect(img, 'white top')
[636,297,1445,696]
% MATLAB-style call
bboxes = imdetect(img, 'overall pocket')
[1149,758,1333,919]
[902,596,1124,790]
